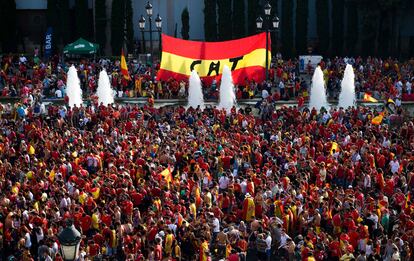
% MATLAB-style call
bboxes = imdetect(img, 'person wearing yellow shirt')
[340,248,355,261]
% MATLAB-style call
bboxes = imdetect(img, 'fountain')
[218,65,237,112]
[338,64,356,109]
[96,69,114,106]
[187,70,205,109]
[66,65,83,108]
[309,66,329,111]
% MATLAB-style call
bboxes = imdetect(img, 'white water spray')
[218,65,237,112]
[66,65,83,108]
[309,66,329,111]
[338,64,356,109]
[96,69,114,106]
[187,70,205,109]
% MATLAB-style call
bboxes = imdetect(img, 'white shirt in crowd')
[55,89,63,98]
[219,176,230,190]
[390,160,400,174]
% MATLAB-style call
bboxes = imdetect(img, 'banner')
[44,27,53,58]
[157,33,271,85]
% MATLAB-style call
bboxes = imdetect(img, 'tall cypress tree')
[331,0,344,55]
[111,0,124,54]
[0,0,17,52]
[217,0,232,40]
[316,0,330,55]
[247,0,258,35]
[232,0,246,39]
[59,0,70,44]
[204,0,217,41]
[295,0,308,54]
[95,0,107,52]
[281,0,294,57]
[125,0,134,53]
[181,7,190,40]
[270,0,279,53]
[75,0,89,39]
[345,0,358,55]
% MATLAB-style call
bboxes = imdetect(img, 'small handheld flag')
[363,93,378,103]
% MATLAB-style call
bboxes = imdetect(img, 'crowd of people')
[0,88,413,261]
[1,54,414,103]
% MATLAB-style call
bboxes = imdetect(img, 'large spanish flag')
[157,33,271,85]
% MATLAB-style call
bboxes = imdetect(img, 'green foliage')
[75,0,89,39]
[247,0,258,35]
[270,0,279,53]
[203,0,217,41]
[181,7,190,40]
[345,0,358,55]
[111,0,124,55]
[232,0,246,39]
[125,0,134,53]
[281,0,294,57]
[111,0,134,55]
[59,0,70,44]
[217,0,232,40]
[295,0,308,54]
[95,0,107,52]
[331,0,344,55]
[316,0,330,55]
[0,0,17,52]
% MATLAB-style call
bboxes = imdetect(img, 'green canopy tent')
[63,38,99,55]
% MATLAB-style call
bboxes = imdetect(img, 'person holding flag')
[120,49,130,81]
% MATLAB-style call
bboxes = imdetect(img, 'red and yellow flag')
[199,240,209,261]
[157,33,271,85]
[330,142,339,155]
[363,93,378,103]
[371,112,384,125]
[160,166,173,187]
[120,49,130,80]
[406,192,411,210]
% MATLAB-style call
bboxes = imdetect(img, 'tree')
[0,0,17,52]
[204,0,217,41]
[232,0,246,39]
[59,0,70,44]
[281,0,294,57]
[111,0,123,54]
[316,0,330,55]
[331,0,344,55]
[247,0,259,36]
[295,0,308,54]
[95,0,107,52]
[75,0,89,39]
[111,0,134,55]
[270,0,279,53]
[217,0,232,40]
[345,0,358,55]
[125,0,134,53]
[181,7,190,40]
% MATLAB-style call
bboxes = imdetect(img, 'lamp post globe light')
[140,1,162,82]
[57,220,81,261]
[256,1,279,81]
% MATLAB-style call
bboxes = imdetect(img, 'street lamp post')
[57,220,82,261]
[256,1,279,81]
[139,1,162,82]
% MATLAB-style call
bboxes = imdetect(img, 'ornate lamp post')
[139,1,162,82]
[256,1,279,81]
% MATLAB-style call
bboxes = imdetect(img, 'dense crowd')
[0,93,413,261]
[1,54,414,102]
